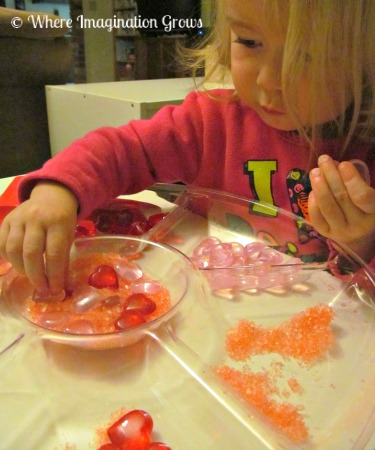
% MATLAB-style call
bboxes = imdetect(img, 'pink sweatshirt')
[19,90,375,269]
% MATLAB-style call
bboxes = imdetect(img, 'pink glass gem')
[257,272,285,288]
[208,244,234,267]
[229,242,245,258]
[205,271,240,290]
[64,320,95,334]
[259,247,284,264]
[233,254,245,266]
[37,311,69,329]
[282,270,305,286]
[130,281,162,294]
[32,289,66,303]
[114,261,143,281]
[192,237,221,258]
[189,256,209,269]
[70,286,102,313]
[212,288,237,300]
[244,242,267,262]
[237,275,259,290]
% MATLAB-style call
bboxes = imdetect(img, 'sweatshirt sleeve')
[18,90,207,219]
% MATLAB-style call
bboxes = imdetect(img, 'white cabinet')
[46,77,200,156]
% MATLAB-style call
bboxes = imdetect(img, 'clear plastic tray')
[1,186,375,450]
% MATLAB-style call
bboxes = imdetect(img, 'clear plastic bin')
[0,186,374,450]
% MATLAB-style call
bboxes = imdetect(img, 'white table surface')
[1,176,375,450]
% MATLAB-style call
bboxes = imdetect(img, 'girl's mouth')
[261,106,285,116]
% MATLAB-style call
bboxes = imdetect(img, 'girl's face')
[227,0,340,131]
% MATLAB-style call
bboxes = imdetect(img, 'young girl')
[0,0,374,295]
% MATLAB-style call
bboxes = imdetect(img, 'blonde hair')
[187,0,375,157]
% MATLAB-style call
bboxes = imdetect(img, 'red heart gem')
[115,311,146,330]
[107,409,153,450]
[97,443,118,450]
[88,265,119,289]
[94,213,113,233]
[75,220,97,238]
[126,220,152,236]
[124,293,156,315]
[147,213,169,228]
[116,208,146,227]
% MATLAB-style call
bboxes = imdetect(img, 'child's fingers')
[309,166,346,225]
[308,190,330,234]
[349,159,371,184]
[45,225,73,294]
[338,161,375,214]
[313,154,359,220]
[2,222,28,276]
[0,220,10,260]
[22,224,49,292]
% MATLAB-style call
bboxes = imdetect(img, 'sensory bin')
[6,236,200,350]
[26,252,171,335]
[1,186,375,450]
[152,187,375,449]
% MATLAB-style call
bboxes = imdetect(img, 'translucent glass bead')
[114,261,143,281]
[32,289,66,303]
[64,320,95,334]
[208,244,234,267]
[129,280,162,294]
[37,311,69,329]
[70,286,102,313]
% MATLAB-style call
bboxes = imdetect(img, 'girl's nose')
[256,48,283,92]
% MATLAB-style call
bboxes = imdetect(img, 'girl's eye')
[234,37,263,49]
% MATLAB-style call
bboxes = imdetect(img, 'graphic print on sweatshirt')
[286,168,316,244]
[241,160,319,255]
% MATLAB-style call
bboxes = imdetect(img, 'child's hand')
[0,181,79,294]
[308,155,375,262]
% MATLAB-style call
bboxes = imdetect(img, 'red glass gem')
[116,208,146,227]
[88,265,119,289]
[95,213,113,233]
[127,220,152,236]
[147,213,169,228]
[124,293,156,315]
[97,443,119,450]
[98,207,149,235]
[148,443,172,450]
[107,409,153,450]
[75,220,97,238]
[115,311,146,330]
